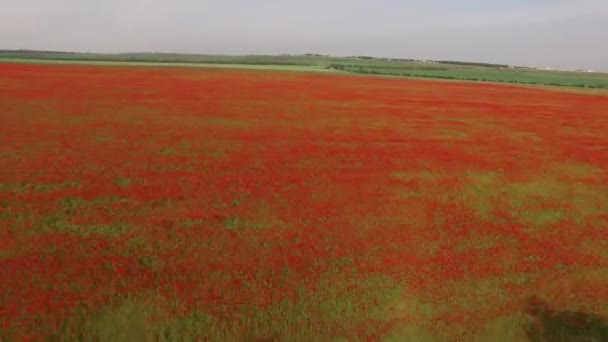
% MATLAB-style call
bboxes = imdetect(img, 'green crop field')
[329,64,608,89]
[0,58,332,73]
[2,50,607,89]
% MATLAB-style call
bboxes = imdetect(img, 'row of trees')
[435,60,510,68]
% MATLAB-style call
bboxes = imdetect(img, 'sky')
[1,0,607,70]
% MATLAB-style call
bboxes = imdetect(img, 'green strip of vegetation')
[1,50,607,89]
[0,58,331,73]
[328,64,608,89]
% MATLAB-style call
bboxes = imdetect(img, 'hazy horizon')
[1,0,608,71]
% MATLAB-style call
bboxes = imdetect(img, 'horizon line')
[2,48,606,73]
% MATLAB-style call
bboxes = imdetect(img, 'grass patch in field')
[393,189,426,200]
[127,236,152,253]
[518,209,565,226]
[34,199,133,237]
[0,181,80,193]
[389,296,437,323]
[579,239,608,258]
[505,130,544,144]
[194,140,243,159]
[506,180,568,204]
[391,170,446,181]
[69,294,605,342]
[551,162,603,178]
[0,247,19,261]
[137,255,164,271]
[465,171,504,217]
[454,234,518,253]
[60,196,90,209]
[37,220,133,237]
[114,177,133,187]
[160,299,333,341]
[390,170,448,201]
[568,187,608,218]
[158,147,176,156]
[221,216,275,231]
[436,129,470,140]
[462,170,607,225]
[60,196,132,211]
[48,298,159,342]
[399,275,536,340]
[466,171,503,191]
[45,272,412,341]
[159,310,236,341]
[91,131,120,144]
[195,117,252,128]
[220,199,285,231]
[181,218,207,228]
[477,315,527,342]
[316,274,402,324]
[465,171,569,203]
[383,324,437,342]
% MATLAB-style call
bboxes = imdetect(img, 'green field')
[0,58,331,73]
[329,64,608,89]
[2,50,607,89]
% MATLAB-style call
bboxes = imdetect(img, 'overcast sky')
[1,0,607,70]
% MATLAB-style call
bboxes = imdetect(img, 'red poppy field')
[1,62,607,341]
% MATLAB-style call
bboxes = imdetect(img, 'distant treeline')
[435,60,510,68]
[0,50,319,66]
[329,64,449,71]
[345,56,510,68]
[0,49,78,54]
[0,50,506,68]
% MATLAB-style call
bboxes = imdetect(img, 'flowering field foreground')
[1,63,607,341]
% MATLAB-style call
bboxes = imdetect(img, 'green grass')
[20,293,607,342]
[0,181,80,193]
[221,216,279,232]
[457,165,608,251]
[2,196,135,237]
[32,270,414,341]
[2,50,607,89]
[61,196,131,208]
[37,218,133,237]
[114,178,133,187]
[0,58,332,73]
[332,64,608,88]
